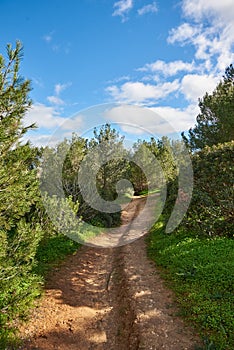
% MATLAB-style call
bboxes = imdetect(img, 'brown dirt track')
[19,197,201,350]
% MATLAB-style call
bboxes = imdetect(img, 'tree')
[0,42,43,342]
[41,125,126,228]
[130,140,149,194]
[89,123,128,200]
[41,134,88,200]
[62,134,88,201]
[182,64,234,150]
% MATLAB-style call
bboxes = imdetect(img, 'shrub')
[164,141,234,237]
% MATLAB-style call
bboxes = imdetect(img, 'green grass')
[138,188,160,196]
[146,218,234,350]
[34,234,81,276]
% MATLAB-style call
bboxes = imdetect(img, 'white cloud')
[104,104,198,136]
[23,133,60,148]
[182,0,234,22]
[104,105,166,135]
[106,0,233,135]
[106,71,220,114]
[59,114,83,131]
[55,82,71,95]
[24,104,84,146]
[24,104,66,129]
[25,103,198,146]
[180,74,219,102]
[216,50,234,72]
[167,23,200,44]
[106,80,180,104]
[107,75,130,84]
[151,104,199,133]
[112,0,133,21]
[168,1,234,74]
[25,103,84,131]
[138,2,158,16]
[47,82,72,106]
[47,95,64,105]
[32,77,44,87]
[139,59,196,76]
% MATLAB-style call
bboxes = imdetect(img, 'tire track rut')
[19,198,201,349]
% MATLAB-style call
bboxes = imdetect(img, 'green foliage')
[147,218,234,350]
[154,136,179,182]
[148,70,234,348]
[129,160,148,194]
[131,136,180,194]
[0,42,43,346]
[80,124,125,226]
[182,64,234,150]
[41,193,80,236]
[0,42,82,348]
[130,140,153,194]
[34,234,80,277]
[41,125,123,229]
[89,123,128,200]
[62,134,88,201]
[164,141,233,237]
[0,42,34,155]
[186,142,234,237]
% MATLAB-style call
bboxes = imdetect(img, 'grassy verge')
[34,234,81,277]
[146,218,234,350]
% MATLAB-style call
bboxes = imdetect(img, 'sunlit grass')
[147,217,234,350]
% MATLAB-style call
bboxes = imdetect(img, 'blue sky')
[0,0,233,145]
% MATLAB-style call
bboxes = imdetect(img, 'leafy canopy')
[182,64,234,150]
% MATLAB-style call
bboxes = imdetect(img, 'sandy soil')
[19,197,201,350]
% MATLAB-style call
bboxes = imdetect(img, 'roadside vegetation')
[0,40,233,349]
[148,65,234,349]
[147,222,234,350]
[0,42,82,348]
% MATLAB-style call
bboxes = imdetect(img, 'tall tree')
[182,64,234,150]
[89,123,127,200]
[0,42,42,338]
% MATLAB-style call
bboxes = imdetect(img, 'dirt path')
[19,197,201,349]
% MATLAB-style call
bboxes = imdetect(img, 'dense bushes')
[40,127,122,231]
[187,141,234,237]
[164,141,234,238]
